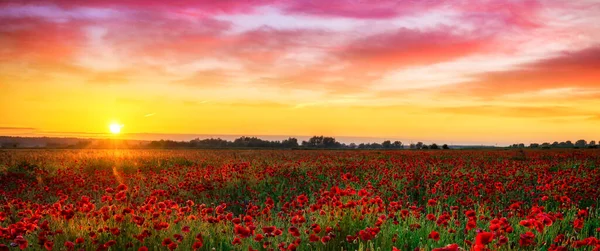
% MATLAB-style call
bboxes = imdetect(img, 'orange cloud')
[462,46,600,97]
[435,105,594,118]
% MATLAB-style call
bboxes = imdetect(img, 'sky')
[1,0,599,145]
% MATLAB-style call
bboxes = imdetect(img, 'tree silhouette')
[416,142,424,149]
[393,141,403,148]
[575,139,587,148]
[382,140,392,149]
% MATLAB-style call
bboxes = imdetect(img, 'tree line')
[510,139,599,149]
[147,136,451,149]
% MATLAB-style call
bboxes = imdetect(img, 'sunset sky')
[1,0,599,145]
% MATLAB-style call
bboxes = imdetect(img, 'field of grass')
[1,149,599,250]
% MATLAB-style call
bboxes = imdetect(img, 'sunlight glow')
[109,123,123,134]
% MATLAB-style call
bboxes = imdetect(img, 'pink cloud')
[1,0,272,14]
[1,0,548,23]
[0,17,86,63]
[456,0,543,29]
[282,0,434,19]
[99,13,231,63]
[282,0,545,29]
[338,28,492,70]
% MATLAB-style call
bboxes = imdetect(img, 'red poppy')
[428,231,440,241]
[432,244,459,251]
[192,241,203,250]
[475,232,494,246]
[44,241,54,251]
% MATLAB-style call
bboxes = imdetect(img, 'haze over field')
[1,0,599,145]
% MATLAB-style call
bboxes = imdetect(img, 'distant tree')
[281,137,299,148]
[575,139,587,148]
[348,143,357,149]
[541,142,551,149]
[300,136,342,148]
[322,137,338,148]
[421,145,429,149]
[565,141,574,148]
[233,136,274,147]
[382,140,392,149]
[518,143,525,148]
[370,143,382,149]
[416,142,424,149]
[307,136,322,147]
[1,142,19,148]
[589,140,596,147]
[409,143,416,149]
[393,141,403,148]
[442,144,450,149]
[551,141,559,148]
[430,143,439,150]
[529,143,539,148]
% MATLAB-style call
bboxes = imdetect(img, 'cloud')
[0,126,36,130]
[222,27,336,68]
[435,105,594,118]
[281,0,430,19]
[83,13,232,66]
[0,0,546,24]
[87,70,133,85]
[462,45,600,97]
[1,0,272,15]
[281,0,545,31]
[337,27,492,70]
[456,0,543,29]
[0,4,120,21]
[0,17,86,63]
[223,101,291,109]
[173,70,235,87]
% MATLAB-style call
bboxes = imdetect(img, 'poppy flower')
[162,238,173,246]
[432,244,459,251]
[476,232,494,246]
[308,234,319,242]
[44,241,54,251]
[428,231,440,241]
[192,241,203,250]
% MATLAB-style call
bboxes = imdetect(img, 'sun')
[109,123,123,134]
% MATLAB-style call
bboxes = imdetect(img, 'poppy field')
[1,149,599,251]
